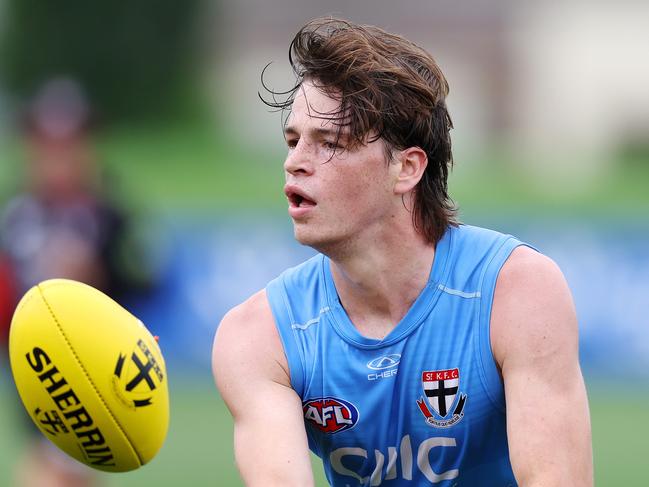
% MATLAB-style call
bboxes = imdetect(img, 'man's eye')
[286,139,298,149]
[323,141,340,150]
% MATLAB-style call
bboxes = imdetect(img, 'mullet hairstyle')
[261,17,458,244]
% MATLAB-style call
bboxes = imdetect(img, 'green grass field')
[1,375,647,486]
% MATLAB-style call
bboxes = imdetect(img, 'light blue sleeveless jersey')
[266,225,525,486]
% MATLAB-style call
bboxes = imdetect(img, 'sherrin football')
[9,279,169,472]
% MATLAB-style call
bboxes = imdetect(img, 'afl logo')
[367,354,401,370]
[303,397,359,434]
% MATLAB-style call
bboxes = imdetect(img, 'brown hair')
[262,17,457,244]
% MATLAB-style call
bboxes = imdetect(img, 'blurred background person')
[0,77,153,487]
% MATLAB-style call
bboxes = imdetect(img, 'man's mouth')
[285,186,316,208]
[289,193,316,208]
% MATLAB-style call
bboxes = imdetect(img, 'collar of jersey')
[321,225,454,349]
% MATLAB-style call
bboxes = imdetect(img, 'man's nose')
[284,141,314,176]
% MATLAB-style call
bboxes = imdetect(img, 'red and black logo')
[303,397,359,434]
[416,368,467,428]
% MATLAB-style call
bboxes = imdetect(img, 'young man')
[213,18,593,486]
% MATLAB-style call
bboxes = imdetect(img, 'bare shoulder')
[212,292,316,486]
[491,249,592,485]
[216,289,276,340]
[491,245,578,368]
[212,290,290,409]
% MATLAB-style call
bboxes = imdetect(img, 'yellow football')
[8,279,169,472]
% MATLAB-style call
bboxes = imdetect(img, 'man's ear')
[393,147,428,195]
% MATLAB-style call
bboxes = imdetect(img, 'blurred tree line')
[0,0,208,125]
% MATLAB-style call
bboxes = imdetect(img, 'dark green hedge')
[0,0,205,123]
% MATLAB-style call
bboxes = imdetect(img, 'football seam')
[37,282,145,467]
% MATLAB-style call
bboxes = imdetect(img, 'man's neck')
[328,228,436,340]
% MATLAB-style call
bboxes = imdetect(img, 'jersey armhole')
[266,276,306,397]
[475,237,532,412]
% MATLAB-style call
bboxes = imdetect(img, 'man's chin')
[293,228,318,247]
[294,229,346,258]
[294,227,328,249]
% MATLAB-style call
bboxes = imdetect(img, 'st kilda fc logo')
[113,339,164,408]
[416,368,467,428]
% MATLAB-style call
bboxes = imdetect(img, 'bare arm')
[492,247,593,486]
[212,290,314,487]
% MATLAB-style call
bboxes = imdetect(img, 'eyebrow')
[284,126,347,140]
